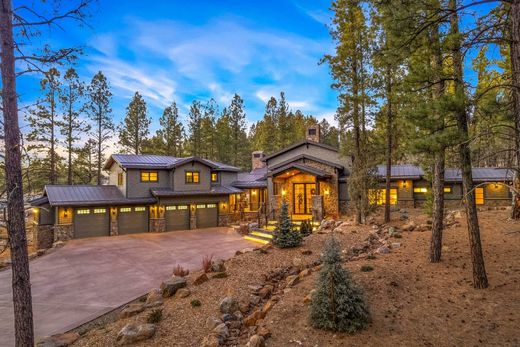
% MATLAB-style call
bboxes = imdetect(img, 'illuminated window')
[117,172,123,186]
[443,186,452,193]
[185,171,200,183]
[368,189,397,205]
[177,205,188,210]
[141,171,158,182]
[475,187,484,205]
[134,207,146,212]
[76,209,90,215]
[120,207,131,213]
[206,203,217,208]
[196,204,206,209]
[165,206,176,211]
[211,172,218,182]
[413,187,428,193]
[93,208,106,214]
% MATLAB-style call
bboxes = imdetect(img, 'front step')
[244,228,274,245]
[244,235,270,245]
[250,231,274,239]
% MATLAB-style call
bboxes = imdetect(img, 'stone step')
[250,231,274,239]
[243,235,270,245]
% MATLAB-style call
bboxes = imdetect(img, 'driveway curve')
[0,228,253,346]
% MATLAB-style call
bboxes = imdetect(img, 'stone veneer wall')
[189,207,197,229]
[110,219,118,236]
[149,218,166,233]
[218,214,230,227]
[33,224,54,250]
[54,224,74,242]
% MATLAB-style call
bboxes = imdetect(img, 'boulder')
[175,288,191,298]
[160,277,187,297]
[249,294,261,306]
[213,323,229,339]
[116,323,156,345]
[257,285,273,299]
[399,213,409,221]
[402,220,416,231]
[193,273,209,285]
[292,257,303,269]
[261,299,276,315]
[220,297,239,314]
[244,309,264,327]
[286,275,300,287]
[257,326,271,339]
[145,288,163,307]
[211,259,226,272]
[388,226,398,237]
[246,334,265,347]
[206,317,222,329]
[119,303,145,319]
[376,246,391,254]
[36,332,79,347]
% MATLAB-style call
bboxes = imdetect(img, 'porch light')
[282,189,286,196]
[494,183,499,189]
[402,180,407,188]
[252,190,257,196]
[324,189,330,195]
[32,208,38,214]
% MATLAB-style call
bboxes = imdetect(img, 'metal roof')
[151,185,243,197]
[269,163,332,178]
[39,185,157,207]
[262,140,339,162]
[445,167,513,182]
[104,154,240,172]
[268,154,345,171]
[376,165,424,179]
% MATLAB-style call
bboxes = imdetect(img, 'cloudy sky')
[18,0,339,133]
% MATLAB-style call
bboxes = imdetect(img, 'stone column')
[189,204,197,229]
[311,195,324,221]
[54,224,74,242]
[33,224,54,250]
[110,207,118,236]
[149,218,166,232]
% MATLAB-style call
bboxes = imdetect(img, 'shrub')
[273,201,302,248]
[190,299,201,307]
[147,309,163,324]
[173,264,189,277]
[202,254,213,273]
[360,265,373,272]
[300,220,312,237]
[310,236,371,333]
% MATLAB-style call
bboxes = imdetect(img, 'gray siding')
[339,182,348,201]
[173,162,211,191]
[445,183,463,200]
[108,163,126,195]
[219,172,238,186]
[38,204,55,225]
[484,183,510,200]
[266,145,349,169]
[126,169,171,198]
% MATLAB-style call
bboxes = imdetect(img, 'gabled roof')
[376,165,424,179]
[269,163,332,179]
[262,140,339,162]
[151,185,243,197]
[445,167,513,182]
[104,154,240,172]
[36,185,157,207]
[269,154,345,171]
[232,167,268,188]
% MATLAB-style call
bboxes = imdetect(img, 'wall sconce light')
[252,190,257,196]
[281,189,286,196]
[494,183,499,189]
[32,208,39,214]
[221,202,227,210]
[402,180,407,188]
[324,189,330,195]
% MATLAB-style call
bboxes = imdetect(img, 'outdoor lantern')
[402,180,407,188]
[282,189,286,196]
[324,189,330,195]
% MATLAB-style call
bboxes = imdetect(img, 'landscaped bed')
[71,209,520,346]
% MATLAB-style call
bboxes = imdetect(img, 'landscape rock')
[402,220,416,231]
[399,212,409,221]
[286,275,300,287]
[261,299,276,315]
[298,268,311,280]
[249,294,261,305]
[211,259,226,272]
[213,323,229,339]
[391,242,401,249]
[145,288,163,307]
[246,334,265,347]
[257,326,271,339]
[376,246,391,254]
[175,288,191,298]
[244,309,264,327]
[206,317,222,329]
[258,285,273,299]
[119,303,145,319]
[212,271,228,279]
[36,332,80,347]
[160,277,187,297]
[201,334,220,347]
[116,323,156,345]
[388,226,398,237]
[220,297,239,314]
[193,273,209,285]
[292,257,303,269]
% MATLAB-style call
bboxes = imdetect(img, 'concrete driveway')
[0,228,253,346]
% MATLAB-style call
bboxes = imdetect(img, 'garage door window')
[135,207,146,212]
[76,209,90,215]
[196,204,206,208]
[166,206,176,211]
[178,205,188,210]
[94,208,106,214]
[207,204,217,208]
[120,207,131,213]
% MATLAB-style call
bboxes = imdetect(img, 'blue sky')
[18,0,338,133]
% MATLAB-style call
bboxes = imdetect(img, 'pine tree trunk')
[67,98,73,185]
[510,0,520,219]
[0,1,35,344]
[384,67,392,223]
[430,151,445,262]
[50,91,56,184]
[97,106,102,185]
[450,0,488,288]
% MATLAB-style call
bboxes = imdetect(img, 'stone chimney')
[306,124,321,143]
[252,151,266,170]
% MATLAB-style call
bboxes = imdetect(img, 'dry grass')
[201,254,213,273]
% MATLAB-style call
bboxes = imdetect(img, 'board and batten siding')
[219,171,238,186]
[125,169,171,198]
[108,163,126,195]
[173,162,212,191]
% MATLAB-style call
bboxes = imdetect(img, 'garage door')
[165,205,190,231]
[118,206,149,235]
[74,207,109,239]
[196,203,218,228]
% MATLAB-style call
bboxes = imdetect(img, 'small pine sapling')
[300,220,312,237]
[273,200,302,248]
[310,236,371,333]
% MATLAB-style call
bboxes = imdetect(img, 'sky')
[17,0,339,134]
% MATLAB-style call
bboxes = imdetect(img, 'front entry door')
[293,183,315,214]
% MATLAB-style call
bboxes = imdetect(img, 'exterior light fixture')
[494,183,499,189]
[252,190,257,196]
[402,180,407,188]
[281,189,286,196]
[324,189,330,195]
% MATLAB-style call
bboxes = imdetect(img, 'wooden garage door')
[118,206,149,235]
[165,205,190,231]
[196,203,218,229]
[74,207,109,239]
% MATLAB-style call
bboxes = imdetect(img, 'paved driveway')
[0,228,253,346]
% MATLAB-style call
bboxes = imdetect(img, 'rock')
[376,246,391,254]
[402,220,416,231]
[416,224,431,232]
[201,334,220,347]
[261,299,276,315]
[244,309,264,327]
[220,297,239,314]
[248,284,263,292]
[292,257,303,269]
[119,303,145,319]
[350,242,369,254]
[391,242,401,249]
[193,273,209,285]
[206,317,222,329]
[145,288,163,307]
[258,285,273,299]
[388,226,398,237]
[212,271,228,279]
[116,323,156,345]
[301,248,312,255]
[303,289,316,304]
[160,277,187,298]
[298,268,311,280]
[239,300,250,313]
[211,259,226,272]
[399,213,408,221]
[175,288,191,298]
[286,275,299,287]
[249,294,261,306]
[221,313,237,322]
[213,323,229,339]
[257,326,271,339]
[454,210,463,219]
[246,334,265,347]
[36,332,80,347]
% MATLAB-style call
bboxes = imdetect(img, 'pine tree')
[200,99,218,159]
[310,236,370,333]
[86,71,114,185]
[187,100,203,157]
[158,101,184,157]
[119,91,151,154]
[60,67,90,184]
[74,139,97,184]
[215,107,233,164]
[272,200,302,248]
[228,93,249,167]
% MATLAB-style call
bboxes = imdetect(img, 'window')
[141,171,158,182]
[475,187,484,205]
[165,205,176,211]
[93,208,106,214]
[308,128,317,136]
[368,189,397,205]
[76,209,90,215]
[177,205,188,210]
[120,207,131,213]
[196,204,206,209]
[134,207,146,212]
[117,172,123,186]
[444,186,452,193]
[207,203,217,208]
[58,207,72,225]
[413,187,428,193]
[185,171,200,183]
[211,172,218,182]
[253,153,262,158]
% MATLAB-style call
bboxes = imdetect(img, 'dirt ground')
[73,208,520,347]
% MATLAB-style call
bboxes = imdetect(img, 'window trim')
[211,172,218,183]
[185,171,200,184]
[140,170,159,183]
[117,172,124,186]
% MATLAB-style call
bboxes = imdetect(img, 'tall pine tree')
[119,91,151,154]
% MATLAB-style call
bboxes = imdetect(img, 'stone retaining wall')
[54,224,74,242]
[33,224,54,250]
